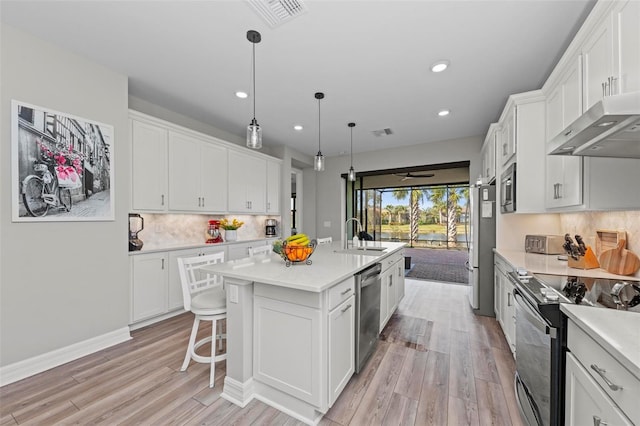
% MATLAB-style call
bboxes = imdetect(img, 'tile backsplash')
[559,210,640,278]
[135,214,281,250]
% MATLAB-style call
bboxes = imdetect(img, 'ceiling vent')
[372,128,394,137]
[247,0,308,28]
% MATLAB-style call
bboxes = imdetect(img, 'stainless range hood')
[548,91,640,158]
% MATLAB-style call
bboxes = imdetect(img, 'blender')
[128,213,144,251]
[206,220,224,244]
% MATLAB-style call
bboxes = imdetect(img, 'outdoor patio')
[403,247,469,284]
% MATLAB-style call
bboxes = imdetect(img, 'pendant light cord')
[318,98,321,153]
[252,42,256,120]
[350,126,353,167]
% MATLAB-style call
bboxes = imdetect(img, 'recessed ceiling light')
[293,125,303,131]
[431,61,449,73]
[438,109,450,117]
[235,91,248,99]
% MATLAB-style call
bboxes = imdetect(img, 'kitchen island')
[201,241,406,425]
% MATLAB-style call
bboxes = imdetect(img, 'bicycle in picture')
[21,143,81,217]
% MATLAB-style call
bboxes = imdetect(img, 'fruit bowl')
[280,239,317,267]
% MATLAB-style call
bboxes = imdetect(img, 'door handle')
[341,304,352,314]
[590,364,623,391]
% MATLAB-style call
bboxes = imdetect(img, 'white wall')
[0,26,130,373]
[313,136,483,242]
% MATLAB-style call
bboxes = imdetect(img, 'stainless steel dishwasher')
[354,262,382,373]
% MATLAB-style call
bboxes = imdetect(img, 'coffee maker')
[265,218,277,237]
[128,213,144,251]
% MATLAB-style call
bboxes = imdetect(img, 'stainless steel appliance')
[354,262,382,373]
[466,184,497,316]
[511,272,640,426]
[265,218,277,237]
[548,91,640,158]
[500,163,516,213]
[128,213,144,251]
[524,235,565,255]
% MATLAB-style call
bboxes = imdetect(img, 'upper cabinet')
[583,0,640,110]
[495,91,546,214]
[266,159,281,214]
[480,123,498,184]
[168,131,227,213]
[543,0,640,211]
[130,111,282,216]
[131,118,168,211]
[228,150,267,213]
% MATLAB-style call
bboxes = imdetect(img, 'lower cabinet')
[565,352,632,425]
[494,255,516,357]
[131,252,168,323]
[227,240,268,261]
[380,252,405,333]
[253,276,355,411]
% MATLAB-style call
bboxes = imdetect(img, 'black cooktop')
[534,273,640,311]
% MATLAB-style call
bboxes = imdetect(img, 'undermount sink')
[333,246,387,256]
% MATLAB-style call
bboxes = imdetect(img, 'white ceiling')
[1,0,595,159]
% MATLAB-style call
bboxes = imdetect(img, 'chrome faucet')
[344,217,363,249]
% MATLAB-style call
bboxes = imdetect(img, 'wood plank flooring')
[0,279,523,425]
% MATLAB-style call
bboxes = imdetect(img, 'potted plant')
[219,218,244,241]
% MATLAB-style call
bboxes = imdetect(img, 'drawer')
[381,252,403,272]
[567,320,640,421]
[328,277,354,311]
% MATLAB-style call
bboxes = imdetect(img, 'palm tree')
[392,187,427,246]
[383,204,394,225]
[429,185,469,246]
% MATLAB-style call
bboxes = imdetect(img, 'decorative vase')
[225,229,237,242]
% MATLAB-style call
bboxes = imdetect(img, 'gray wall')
[0,26,130,366]
[313,136,483,241]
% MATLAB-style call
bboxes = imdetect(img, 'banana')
[286,234,308,243]
[286,234,310,246]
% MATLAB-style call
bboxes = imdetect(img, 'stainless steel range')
[511,271,640,426]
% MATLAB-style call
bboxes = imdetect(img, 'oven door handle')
[513,289,557,338]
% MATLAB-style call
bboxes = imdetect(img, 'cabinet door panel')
[131,253,168,322]
[168,132,201,211]
[328,296,355,406]
[615,0,640,94]
[131,120,167,211]
[582,21,613,111]
[266,160,281,214]
[565,353,633,426]
[200,143,227,212]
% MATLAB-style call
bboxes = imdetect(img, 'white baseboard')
[0,326,131,386]
[221,376,255,407]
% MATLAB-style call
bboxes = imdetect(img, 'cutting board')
[598,239,640,275]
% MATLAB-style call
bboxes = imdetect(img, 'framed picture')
[11,100,115,222]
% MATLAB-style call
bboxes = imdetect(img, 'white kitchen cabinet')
[480,124,498,184]
[130,118,168,211]
[328,295,355,406]
[253,275,356,410]
[379,251,404,332]
[494,254,515,357]
[582,13,614,111]
[613,0,640,95]
[228,150,267,213]
[567,319,639,423]
[395,258,405,304]
[131,252,168,322]
[496,91,546,213]
[168,131,227,213]
[167,245,227,311]
[499,106,516,167]
[266,159,281,214]
[565,353,633,426]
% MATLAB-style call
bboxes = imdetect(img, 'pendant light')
[348,122,356,181]
[314,92,325,171]
[246,30,262,149]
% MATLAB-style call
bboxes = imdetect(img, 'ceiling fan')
[395,172,435,181]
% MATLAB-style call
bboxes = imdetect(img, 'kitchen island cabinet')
[201,241,405,425]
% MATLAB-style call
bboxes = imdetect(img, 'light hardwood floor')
[0,279,523,425]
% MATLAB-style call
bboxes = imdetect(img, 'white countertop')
[129,237,276,255]
[201,241,406,293]
[561,304,640,379]
[494,249,639,282]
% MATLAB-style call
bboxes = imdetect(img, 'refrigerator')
[466,184,496,316]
